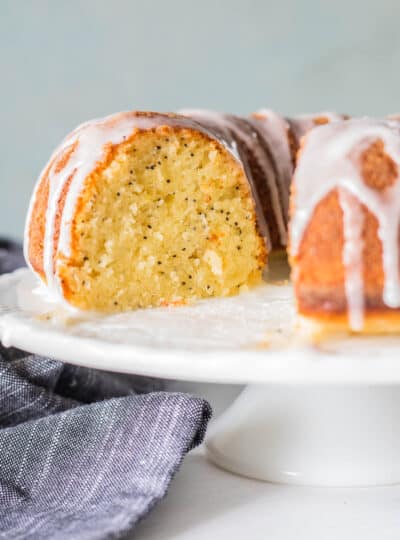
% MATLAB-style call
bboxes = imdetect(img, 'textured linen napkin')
[0,238,212,539]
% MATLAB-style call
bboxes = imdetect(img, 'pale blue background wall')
[2,0,400,239]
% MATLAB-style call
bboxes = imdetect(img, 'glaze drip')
[250,109,293,239]
[338,189,365,330]
[289,112,345,143]
[290,118,400,329]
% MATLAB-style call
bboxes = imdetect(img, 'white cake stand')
[1,266,400,486]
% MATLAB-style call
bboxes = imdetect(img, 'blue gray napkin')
[0,238,212,539]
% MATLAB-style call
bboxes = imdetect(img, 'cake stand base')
[206,384,400,486]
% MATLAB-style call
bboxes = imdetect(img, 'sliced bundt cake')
[25,111,269,311]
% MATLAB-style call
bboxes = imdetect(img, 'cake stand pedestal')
[206,383,400,486]
[2,268,400,487]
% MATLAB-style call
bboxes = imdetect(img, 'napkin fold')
[0,239,211,539]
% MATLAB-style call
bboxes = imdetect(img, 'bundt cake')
[24,108,344,314]
[290,117,400,334]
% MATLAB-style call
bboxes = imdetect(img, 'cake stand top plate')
[1,268,400,384]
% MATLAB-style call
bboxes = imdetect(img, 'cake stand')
[1,265,400,487]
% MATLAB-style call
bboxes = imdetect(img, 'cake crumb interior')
[60,127,265,311]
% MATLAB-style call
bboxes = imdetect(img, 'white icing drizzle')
[290,118,400,329]
[290,112,344,143]
[24,112,240,305]
[338,189,365,330]
[250,109,293,244]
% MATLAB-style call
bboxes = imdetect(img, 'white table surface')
[128,383,400,539]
